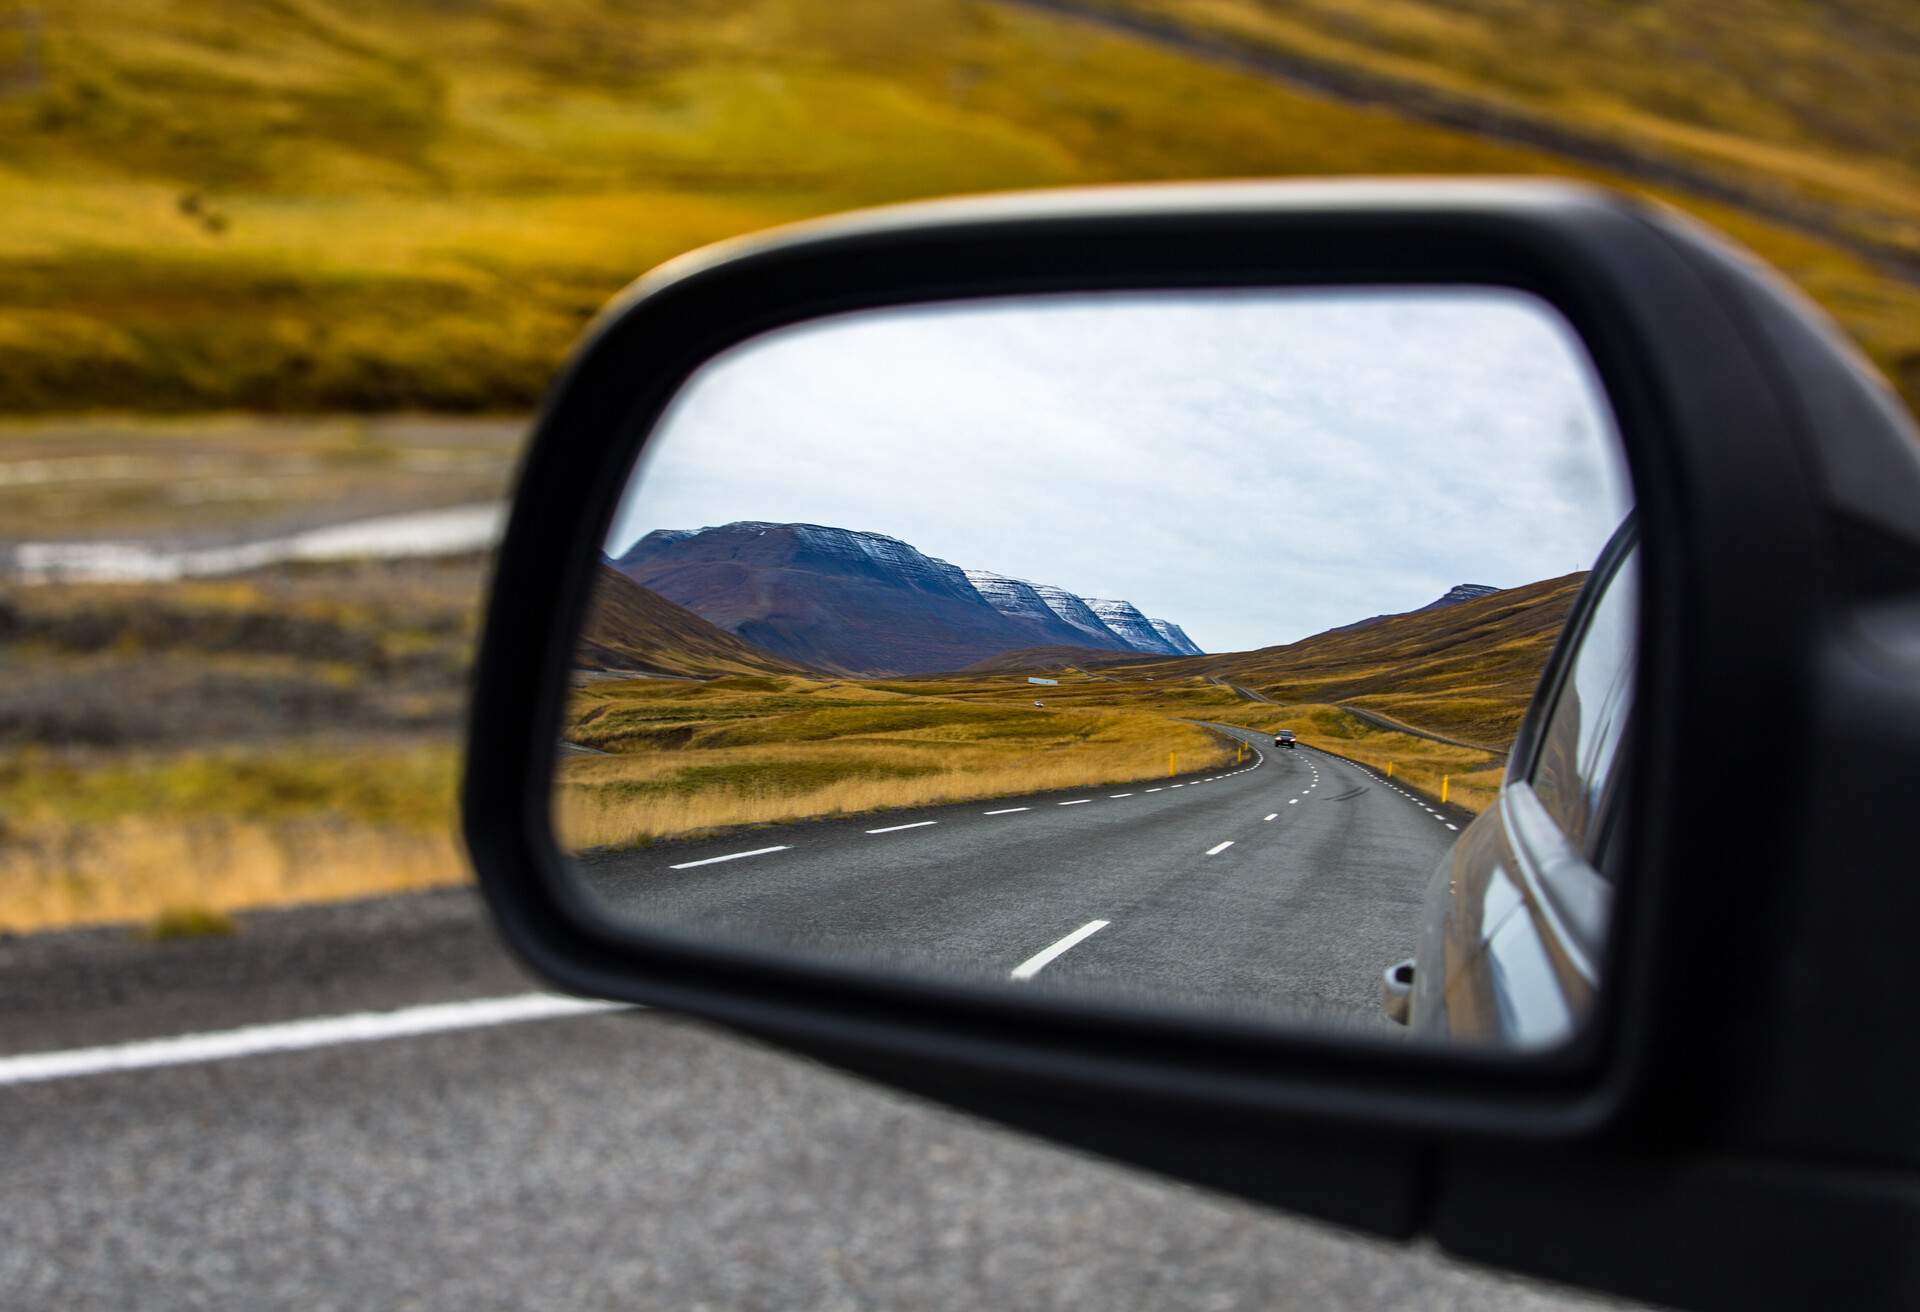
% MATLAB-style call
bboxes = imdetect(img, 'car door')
[1412,519,1637,1043]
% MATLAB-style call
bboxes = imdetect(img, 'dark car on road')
[1274,729,1296,748]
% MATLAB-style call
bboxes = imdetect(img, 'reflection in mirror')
[552,290,1633,1049]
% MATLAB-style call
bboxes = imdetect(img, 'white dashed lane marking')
[983,807,1030,816]
[1205,841,1234,856]
[1010,920,1110,982]
[0,994,630,1087]
[669,845,790,870]
[867,821,936,834]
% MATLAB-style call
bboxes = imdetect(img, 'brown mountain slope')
[991,573,1589,750]
[958,644,1160,674]
[578,563,818,679]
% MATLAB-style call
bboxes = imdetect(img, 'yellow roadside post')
[1386,761,1394,779]
[1442,775,1450,804]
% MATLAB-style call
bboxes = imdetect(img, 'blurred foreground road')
[0,889,1624,1310]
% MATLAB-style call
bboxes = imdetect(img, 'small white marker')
[983,807,1030,815]
[1011,920,1110,982]
[1058,798,1091,806]
[1205,840,1234,856]
[670,845,791,870]
[867,821,936,834]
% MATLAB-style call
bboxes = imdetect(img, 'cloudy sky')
[605,288,1631,653]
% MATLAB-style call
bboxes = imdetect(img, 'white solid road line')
[1010,920,1111,982]
[867,820,937,834]
[983,807,1030,815]
[669,845,791,870]
[1205,840,1235,856]
[1058,799,1091,807]
[0,994,630,1088]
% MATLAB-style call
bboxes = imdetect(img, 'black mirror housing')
[463,181,1920,1309]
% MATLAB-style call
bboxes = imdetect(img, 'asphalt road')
[0,889,1625,1310]
[577,727,1475,1035]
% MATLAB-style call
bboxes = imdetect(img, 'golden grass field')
[0,553,482,932]
[2,0,1917,415]
[553,640,1517,852]
[554,673,1240,849]
[0,775,466,934]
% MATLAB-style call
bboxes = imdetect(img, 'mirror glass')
[552,289,1634,1049]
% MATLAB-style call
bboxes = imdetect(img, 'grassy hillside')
[577,563,818,678]
[1064,0,1920,259]
[1186,573,1587,749]
[2,0,1917,415]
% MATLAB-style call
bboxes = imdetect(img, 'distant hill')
[1194,574,1585,747]
[577,563,816,679]
[1324,582,1503,636]
[2,0,1914,416]
[611,522,1196,675]
[989,574,1588,749]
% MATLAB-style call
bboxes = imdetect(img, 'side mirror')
[464,182,1920,1310]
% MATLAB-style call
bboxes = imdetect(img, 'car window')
[1530,542,1638,863]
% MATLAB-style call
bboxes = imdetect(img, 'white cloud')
[608,288,1631,653]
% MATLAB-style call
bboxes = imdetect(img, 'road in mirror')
[552,289,1634,1049]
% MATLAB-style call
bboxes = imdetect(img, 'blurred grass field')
[2,0,1918,415]
[0,554,482,931]
[4,0,1913,928]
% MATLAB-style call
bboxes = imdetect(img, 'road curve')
[574,725,1475,1034]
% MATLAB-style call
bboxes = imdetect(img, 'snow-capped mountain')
[1084,599,1184,656]
[1422,583,1501,610]
[612,521,1200,674]
[1148,618,1204,657]
[965,570,1134,653]
[1029,583,1128,648]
